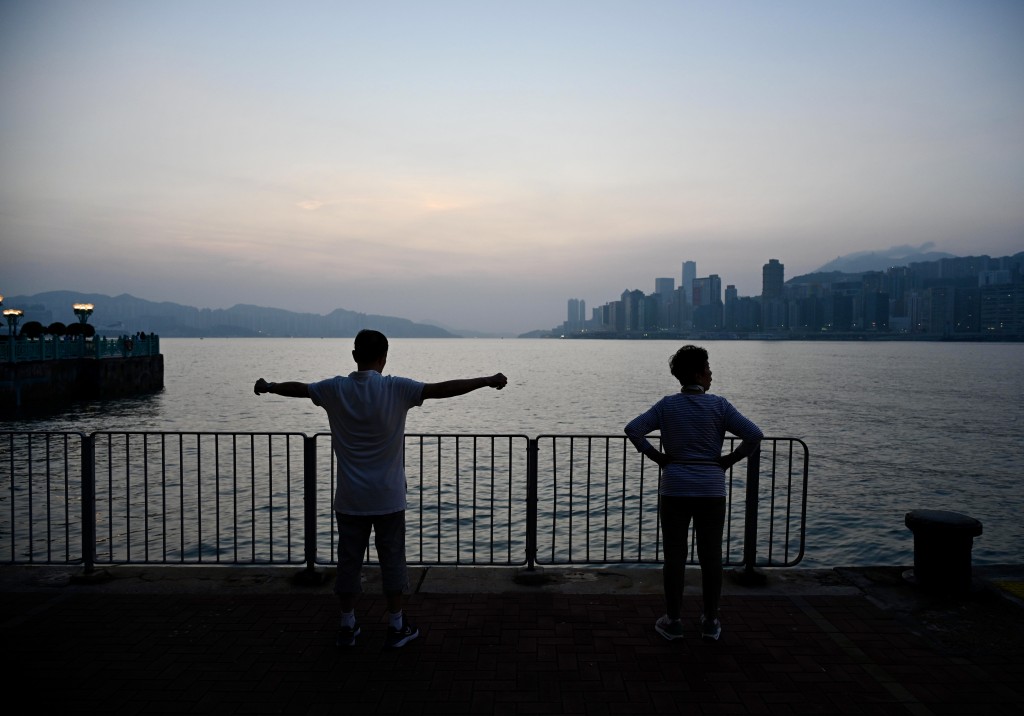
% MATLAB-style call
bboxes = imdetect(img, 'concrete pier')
[0,354,163,414]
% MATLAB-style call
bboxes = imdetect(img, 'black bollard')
[904,509,983,594]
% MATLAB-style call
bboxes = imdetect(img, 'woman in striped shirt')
[625,345,763,642]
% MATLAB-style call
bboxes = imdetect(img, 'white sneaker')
[655,614,685,641]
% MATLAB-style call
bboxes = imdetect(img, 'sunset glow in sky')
[2,1,1022,333]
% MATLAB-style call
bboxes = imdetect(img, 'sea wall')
[0,355,164,415]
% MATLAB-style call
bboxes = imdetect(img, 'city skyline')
[565,249,1023,337]
[3,1,1022,335]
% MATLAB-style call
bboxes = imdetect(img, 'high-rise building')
[691,275,722,307]
[655,277,675,296]
[762,259,784,299]
[566,298,586,332]
[691,275,723,330]
[681,261,696,305]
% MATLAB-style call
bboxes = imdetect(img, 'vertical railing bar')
[567,437,574,562]
[784,439,795,563]
[740,446,762,581]
[511,437,518,563]
[417,436,424,561]
[724,436,734,562]
[619,437,628,562]
[105,435,114,562]
[178,436,185,563]
[435,436,442,562]
[634,436,643,562]
[214,434,221,563]
[550,438,558,562]
[331,443,339,563]
[284,436,292,565]
[285,436,291,563]
[7,433,15,562]
[81,433,96,573]
[26,435,34,562]
[589,436,598,565]
[160,433,167,561]
[603,437,612,562]
[601,439,611,562]
[472,436,478,564]
[302,434,317,575]
[455,436,461,563]
[45,434,52,562]
[267,435,274,563]
[489,436,496,563]
[768,439,778,563]
[798,440,810,565]
[525,437,538,570]
[616,437,626,562]
[233,435,240,563]
[125,434,133,562]
[249,435,256,563]
[64,434,72,562]
[143,435,150,562]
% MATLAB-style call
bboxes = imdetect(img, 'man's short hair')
[669,345,709,384]
[353,329,388,364]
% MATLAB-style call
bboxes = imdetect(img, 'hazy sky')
[2,1,1022,334]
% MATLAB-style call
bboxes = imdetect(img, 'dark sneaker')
[699,614,721,641]
[655,614,685,641]
[335,623,361,647]
[385,617,419,648]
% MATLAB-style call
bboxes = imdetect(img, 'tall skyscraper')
[762,259,785,299]
[566,298,586,332]
[655,277,675,296]
[761,259,786,330]
[681,261,696,305]
[692,274,722,307]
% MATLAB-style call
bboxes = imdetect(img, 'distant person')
[254,329,507,648]
[625,345,762,642]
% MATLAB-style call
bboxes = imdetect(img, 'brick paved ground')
[5,585,1023,715]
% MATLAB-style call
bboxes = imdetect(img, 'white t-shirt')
[308,371,424,515]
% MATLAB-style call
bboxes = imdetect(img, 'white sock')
[340,610,356,629]
[388,610,403,629]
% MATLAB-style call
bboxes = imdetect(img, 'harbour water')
[4,338,1022,568]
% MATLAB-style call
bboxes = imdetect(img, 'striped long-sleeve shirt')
[625,392,763,497]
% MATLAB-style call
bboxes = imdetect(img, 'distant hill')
[4,291,456,338]
[812,244,956,274]
[790,248,1024,286]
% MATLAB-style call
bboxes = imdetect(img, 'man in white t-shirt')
[254,329,506,648]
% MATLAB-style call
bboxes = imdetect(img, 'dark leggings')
[660,495,726,620]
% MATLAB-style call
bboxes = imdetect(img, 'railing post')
[81,433,96,575]
[736,446,766,586]
[293,434,324,584]
[525,438,538,570]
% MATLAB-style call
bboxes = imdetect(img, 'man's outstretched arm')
[254,378,310,398]
[422,373,507,401]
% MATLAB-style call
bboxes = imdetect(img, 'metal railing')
[0,334,160,363]
[1,431,808,574]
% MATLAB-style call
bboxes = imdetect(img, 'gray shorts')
[334,510,408,595]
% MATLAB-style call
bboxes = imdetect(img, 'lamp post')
[4,308,23,363]
[73,303,94,357]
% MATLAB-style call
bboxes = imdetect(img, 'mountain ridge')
[3,291,457,339]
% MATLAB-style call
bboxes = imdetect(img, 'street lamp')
[73,303,94,357]
[4,308,23,363]
[73,303,95,324]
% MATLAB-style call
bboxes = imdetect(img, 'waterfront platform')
[3,564,1022,715]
